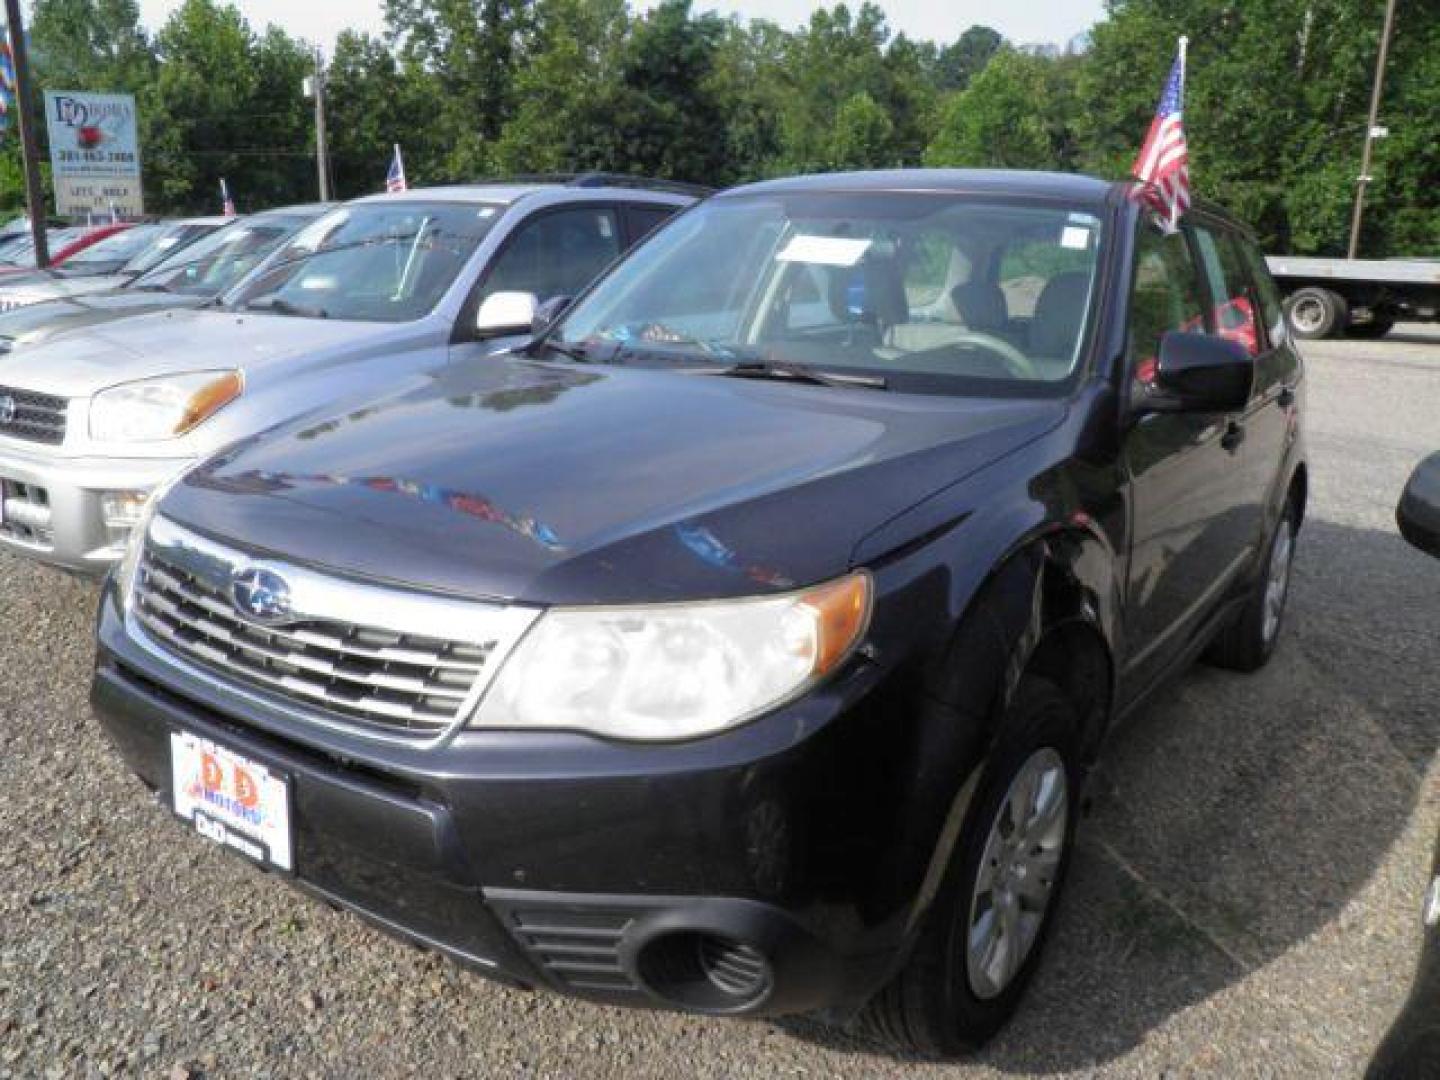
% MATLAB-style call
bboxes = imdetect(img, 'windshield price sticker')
[777,234,874,268]
[1061,226,1093,251]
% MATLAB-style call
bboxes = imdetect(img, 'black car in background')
[91,170,1307,1054]
[1369,453,1440,1079]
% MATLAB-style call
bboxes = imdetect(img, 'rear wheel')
[1285,287,1347,340]
[857,677,1081,1056]
[1206,499,1298,672]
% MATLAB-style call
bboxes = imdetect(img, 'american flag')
[1133,46,1191,229]
[0,39,15,129]
[220,177,236,216]
[386,144,407,194]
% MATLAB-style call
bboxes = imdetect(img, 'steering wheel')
[945,330,1039,379]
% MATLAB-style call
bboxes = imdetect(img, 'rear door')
[1120,215,1257,700]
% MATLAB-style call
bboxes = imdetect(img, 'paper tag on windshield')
[1061,226,1092,251]
[776,235,873,268]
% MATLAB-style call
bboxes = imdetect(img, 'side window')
[1234,236,1286,348]
[625,204,677,246]
[1127,220,1207,382]
[1193,223,1263,357]
[481,207,621,305]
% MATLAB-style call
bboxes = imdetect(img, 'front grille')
[0,478,53,549]
[502,906,640,995]
[133,548,497,736]
[0,385,67,445]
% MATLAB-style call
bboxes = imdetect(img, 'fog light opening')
[637,932,774,1012]
[101,489,152,530]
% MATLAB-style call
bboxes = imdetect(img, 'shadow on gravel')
[781,517,1438,1072]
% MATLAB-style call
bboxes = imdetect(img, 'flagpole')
[1173,35,1189,232]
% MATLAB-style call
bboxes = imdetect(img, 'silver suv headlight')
[471,572,872,741]
[90,371,243,443]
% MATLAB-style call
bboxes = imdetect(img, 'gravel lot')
[3,328,1438,1078]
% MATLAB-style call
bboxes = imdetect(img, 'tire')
[1205,499,1298,673]
[1284,287,1347,340]
[857,676,1082,1057]
[1347,316,1395,340]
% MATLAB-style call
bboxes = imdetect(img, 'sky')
[133,0,1108,51]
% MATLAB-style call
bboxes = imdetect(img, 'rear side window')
[481,207,622,305]
[1193,223,1263,357]
[1127,219,1207,378]
[625,204,677,245]
[1233,237,1286,347]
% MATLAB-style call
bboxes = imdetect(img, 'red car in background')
[0,221,135,275]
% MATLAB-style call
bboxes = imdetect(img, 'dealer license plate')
[170,732,292,871]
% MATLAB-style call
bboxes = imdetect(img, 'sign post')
[3,0,50,267]
[43,90,143,220]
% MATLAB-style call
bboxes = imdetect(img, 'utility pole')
[1347,0,1397,259]
[306,49,333,202]
[3,0,49,268]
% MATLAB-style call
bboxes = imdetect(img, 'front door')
[1119,215,1257,701]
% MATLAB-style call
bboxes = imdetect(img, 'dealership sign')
[44,91,143,217]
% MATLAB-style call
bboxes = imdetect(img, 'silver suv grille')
[0,385,67,445]
[130,516,537,740]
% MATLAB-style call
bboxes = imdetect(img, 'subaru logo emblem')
[0,395,15,425]
[231,567,293,624]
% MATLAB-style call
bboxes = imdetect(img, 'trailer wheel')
[1284,287,1347,340]
[1347,316,1394,340]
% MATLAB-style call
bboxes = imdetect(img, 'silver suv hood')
[0,307,387,398]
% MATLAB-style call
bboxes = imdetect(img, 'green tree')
[926,49,1079,171]
[936,24,1002,91]
[30,0,155,90]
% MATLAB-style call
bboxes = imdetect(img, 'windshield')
[60,224,167,271]
[225,201,500,322]
[554,193,1106,395]
[133,215,310,296]
[122,221,220,276]
[2,228,84,267]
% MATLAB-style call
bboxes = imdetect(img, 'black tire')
[1284,287,1347,340]
[1205,499,1299,673]
[857,676,1082,1057]
[1347,316,1395,340]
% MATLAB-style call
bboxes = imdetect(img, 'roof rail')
[568,172,714,197]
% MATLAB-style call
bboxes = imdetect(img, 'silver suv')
[0,177,699,572]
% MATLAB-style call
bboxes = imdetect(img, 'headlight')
[90,370,243,443]
[472,572,872,741]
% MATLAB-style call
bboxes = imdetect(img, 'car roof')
[724,168,1119,204]
[347,179,699,210]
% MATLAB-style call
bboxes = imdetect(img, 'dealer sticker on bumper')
[170,732,292,871]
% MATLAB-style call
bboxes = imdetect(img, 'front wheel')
[857,676,1081,1056]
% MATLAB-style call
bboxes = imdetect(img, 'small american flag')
[386,144,407,194]
[1133,42,1191,230]
[220,177,236,216]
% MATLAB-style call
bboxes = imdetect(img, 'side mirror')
[533,294,573,337]
[475,290,538,338]
[1398,452,1440,559]
[1144,331,1254,414]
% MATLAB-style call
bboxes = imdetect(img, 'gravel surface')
[3,328,1438,1078]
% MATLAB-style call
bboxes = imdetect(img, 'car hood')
[0,273,129,306]
[0,291,205,351]
[165,355,1066,605]
[0,308,390,397]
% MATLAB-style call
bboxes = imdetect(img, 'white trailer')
[1267,255,1440,340]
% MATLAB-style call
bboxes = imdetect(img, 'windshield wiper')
[709,359,888,391]
[245,297,328,319]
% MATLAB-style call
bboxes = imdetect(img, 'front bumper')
[91,584,916,1018]
[0,440,188,571]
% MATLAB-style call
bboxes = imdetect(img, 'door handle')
[1221,421,1245,453]
[1277,386,1296,410]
